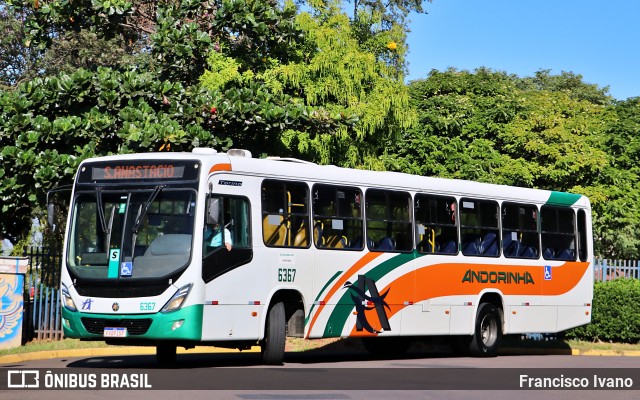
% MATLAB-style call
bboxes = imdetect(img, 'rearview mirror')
[207,198,220,225]
[47,203,56,230]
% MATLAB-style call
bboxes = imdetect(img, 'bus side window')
[204,195,251,256]
[577,209,588,262]
[312,184,363,250]
[460,198,499,257]
[541,206,576,261]
[261,180,309,248]
[415,194,458,255]
[501,202,539,259]
[365,189,412,252]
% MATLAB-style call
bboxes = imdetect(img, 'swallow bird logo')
[343,275,391,334]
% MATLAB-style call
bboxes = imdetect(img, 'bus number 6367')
[278,268,296,282]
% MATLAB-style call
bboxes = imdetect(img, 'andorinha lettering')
[91,164,185,180]
[462,269,535,285]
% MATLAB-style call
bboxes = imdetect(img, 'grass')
[0,338,115,357]
[2,336,639,358]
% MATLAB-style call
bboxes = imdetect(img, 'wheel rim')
[480,314,497,347]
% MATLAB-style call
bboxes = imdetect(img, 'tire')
[468,303,502,357]
[261,301,286,365]
[156,344,177,366]
[362,336,411,358]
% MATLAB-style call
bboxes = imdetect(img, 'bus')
[57,148,593,364]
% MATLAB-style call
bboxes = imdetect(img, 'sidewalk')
[2,344,638,365]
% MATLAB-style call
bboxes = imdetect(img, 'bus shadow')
[67,352,265,369]
[65,336,573,369]
[65,338,449,369]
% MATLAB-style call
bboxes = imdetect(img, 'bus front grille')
[81,317,153,335]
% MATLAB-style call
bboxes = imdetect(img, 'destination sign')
[77,160,201,183]
[91,164,185,180]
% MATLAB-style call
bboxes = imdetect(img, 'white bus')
[58,148,593,364]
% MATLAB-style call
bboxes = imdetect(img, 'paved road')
[1,349,639,400]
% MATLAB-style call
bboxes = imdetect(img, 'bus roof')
[79,149,590,209]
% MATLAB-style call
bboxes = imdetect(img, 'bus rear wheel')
[261,301,286,365]
[469,303,502,357]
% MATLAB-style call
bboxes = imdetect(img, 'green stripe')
[546,191,582,207]
[322,251,423,337]
[305,270,342,325]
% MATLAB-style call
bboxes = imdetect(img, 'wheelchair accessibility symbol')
[121,261,133,277]
[544,265,552,280]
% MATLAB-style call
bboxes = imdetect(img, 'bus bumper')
[61,305,203,341]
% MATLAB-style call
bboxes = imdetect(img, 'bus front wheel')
[261,301,286,365]
[469,302,502,357]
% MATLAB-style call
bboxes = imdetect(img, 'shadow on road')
[65,336,571,369]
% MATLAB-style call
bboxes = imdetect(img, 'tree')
[595,97,640,258]
[518,69,612,105]
[286,4,416,168]
[1,0,418,239]
[0,4,37,87]
[348,0,430,30]
[1,0,149,85]
[199,1,417,168]
[0,0,227,238]
[385,68,524,182]
[386,68,638,258]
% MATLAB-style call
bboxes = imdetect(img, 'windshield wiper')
[95,187,116,251]
[96,187,108,234]
[130,185,164,258]
[131,185,164,235]
[105,205,116,252]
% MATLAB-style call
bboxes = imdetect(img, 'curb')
[499,347,640,356]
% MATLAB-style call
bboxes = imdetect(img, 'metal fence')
[594,259,640,281]
[16,246,640,343]
[22,246,63,342]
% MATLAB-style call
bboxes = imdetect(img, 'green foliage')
[565,279,640,343]
[0,6,36,87]
[151,2,212,85]
[199,1,416,167]
[5,0,137,50]
[389,68,640,259]
[0,66,222,235]
[517,69,612,105]
[348,0,430,30]
[0,0,235,237]
[3,0,640,262]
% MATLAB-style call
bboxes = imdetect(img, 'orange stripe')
[306,252,383,338]
[209,163,231,173]
[348,261,590,336]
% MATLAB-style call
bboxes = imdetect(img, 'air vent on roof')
[227,149,252,158]
[192,148,218,155]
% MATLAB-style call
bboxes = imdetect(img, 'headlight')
[161,283,193,313]
[61,284,77,311]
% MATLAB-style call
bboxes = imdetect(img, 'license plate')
[103,327,128,337]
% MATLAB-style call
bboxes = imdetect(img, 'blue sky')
[405,0,640,100]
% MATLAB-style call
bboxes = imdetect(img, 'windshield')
[67,188,196,280]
